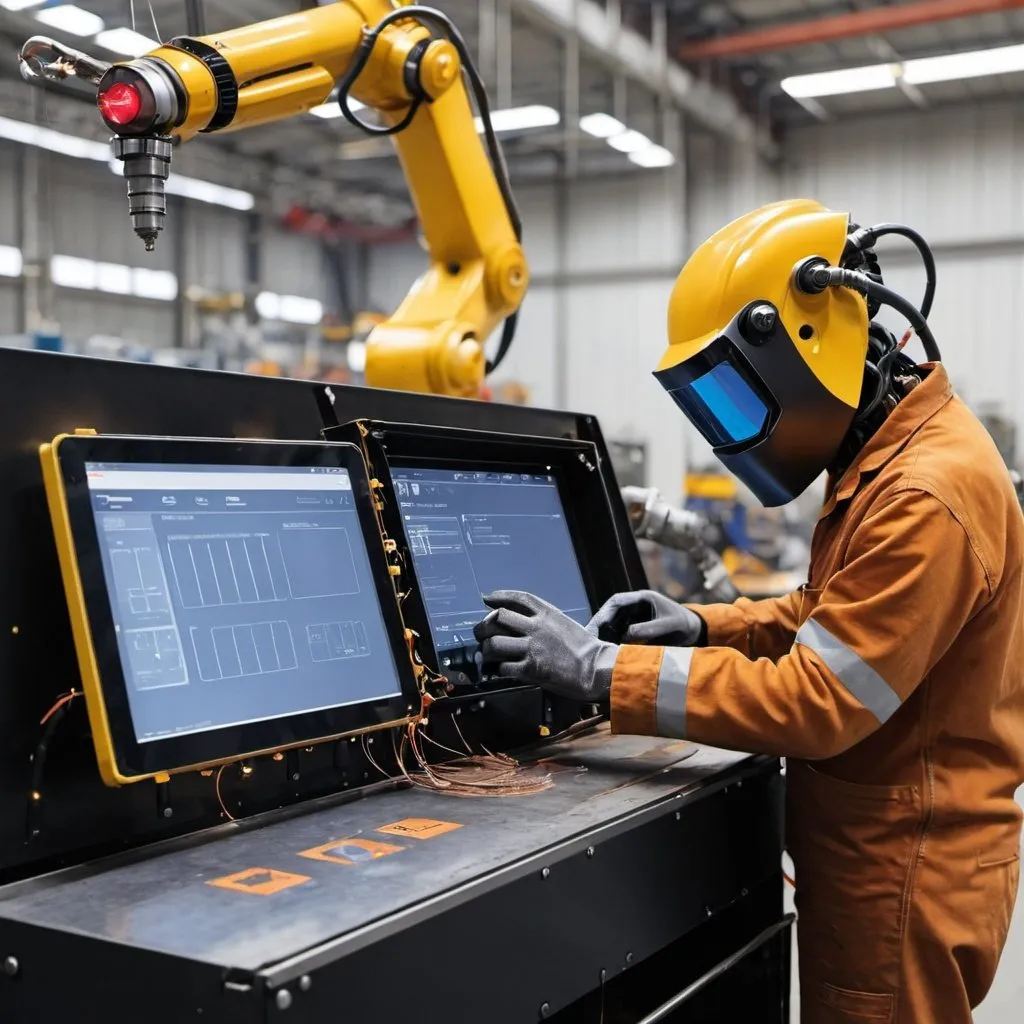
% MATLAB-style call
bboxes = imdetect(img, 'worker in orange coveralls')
[476,200,1024,1023]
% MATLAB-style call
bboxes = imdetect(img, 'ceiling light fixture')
[0,245,23,278]
[903,42,1024,84]
[606,129,654,154]
[781,41,1024,100]
[94,27,159,56]
[579,113,626,139]
[629,145,675,168]
[0,1,46,10]
[473,105,560,133]
[781,63,896,98]
[34,5,105,37]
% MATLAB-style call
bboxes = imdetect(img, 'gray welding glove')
[474,590,619,703]
[587,589,704,647]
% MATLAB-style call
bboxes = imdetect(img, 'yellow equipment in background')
[683,471,807,599]
[20,1,528,398]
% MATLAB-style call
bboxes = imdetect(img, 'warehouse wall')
[690,99,1024,434]
[367,170,692,500]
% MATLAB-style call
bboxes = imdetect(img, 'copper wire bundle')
[361,715,553,798]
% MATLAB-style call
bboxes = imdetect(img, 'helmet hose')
[794,261,941,362]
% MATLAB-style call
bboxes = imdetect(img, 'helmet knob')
[746,303,777,340]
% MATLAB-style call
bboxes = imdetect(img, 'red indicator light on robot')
[98,82,143,126]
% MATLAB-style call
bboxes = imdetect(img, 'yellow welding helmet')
[655,199,869,506]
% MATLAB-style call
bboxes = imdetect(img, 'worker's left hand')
[474,590,619,702]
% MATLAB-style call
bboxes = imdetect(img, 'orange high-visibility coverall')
[611,366,1024,1023]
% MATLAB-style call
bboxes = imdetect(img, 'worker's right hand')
[587,590,704,647]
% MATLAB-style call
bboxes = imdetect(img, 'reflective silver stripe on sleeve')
[795,617,902,724]
[655,647,694,738]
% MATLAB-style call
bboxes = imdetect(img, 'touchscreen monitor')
[390,465,591,671]
[42,436,416,784]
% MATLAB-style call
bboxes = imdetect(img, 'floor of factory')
[788,790,1024,1022]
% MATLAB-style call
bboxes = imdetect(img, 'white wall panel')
[564,172,684,274]
[487,286,557,409]
[55,294,175,347]
[261,228,328,300]
[517,184,559,277]
[186,207,247,293]
[781,101,1024,247]
[563,278,683,499]
[366,240,428,313]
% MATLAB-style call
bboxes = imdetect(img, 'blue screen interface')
[84,462,402,743]
[390,467,591,659]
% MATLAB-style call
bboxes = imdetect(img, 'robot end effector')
[20,35,178,251]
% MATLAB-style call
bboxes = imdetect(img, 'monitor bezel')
[47,434,420,784]
[349,422,632,690]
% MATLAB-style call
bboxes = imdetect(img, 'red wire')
[40,690,78,726]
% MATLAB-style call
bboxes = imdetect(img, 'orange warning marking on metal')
[298,837,404,865]
[376,817,463,840]
[207,867,311,896]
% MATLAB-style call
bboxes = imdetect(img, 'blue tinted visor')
[662,359,770,448]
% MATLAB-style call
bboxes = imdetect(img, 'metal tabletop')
[0,731,756,977]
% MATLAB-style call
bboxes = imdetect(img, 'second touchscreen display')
[390,466,591,659]
[85,461,403,744]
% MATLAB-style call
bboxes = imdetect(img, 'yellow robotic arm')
[19,1,528,397]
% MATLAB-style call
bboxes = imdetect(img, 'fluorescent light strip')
[473,105,560,133]
[578,112,675,167]
[165,174,254,211]
[580,113,626,139]
[903,42,1024,84]
[311,99,557,133]
[34,5,105,37]
[607,129,653,154]
[782,64,895,99]
[629,145,675,169]
[50,254,178,300]
[256,291,323,325]
[95,27,159,57]
[0,244,22,278]
[782,41,1024,99]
